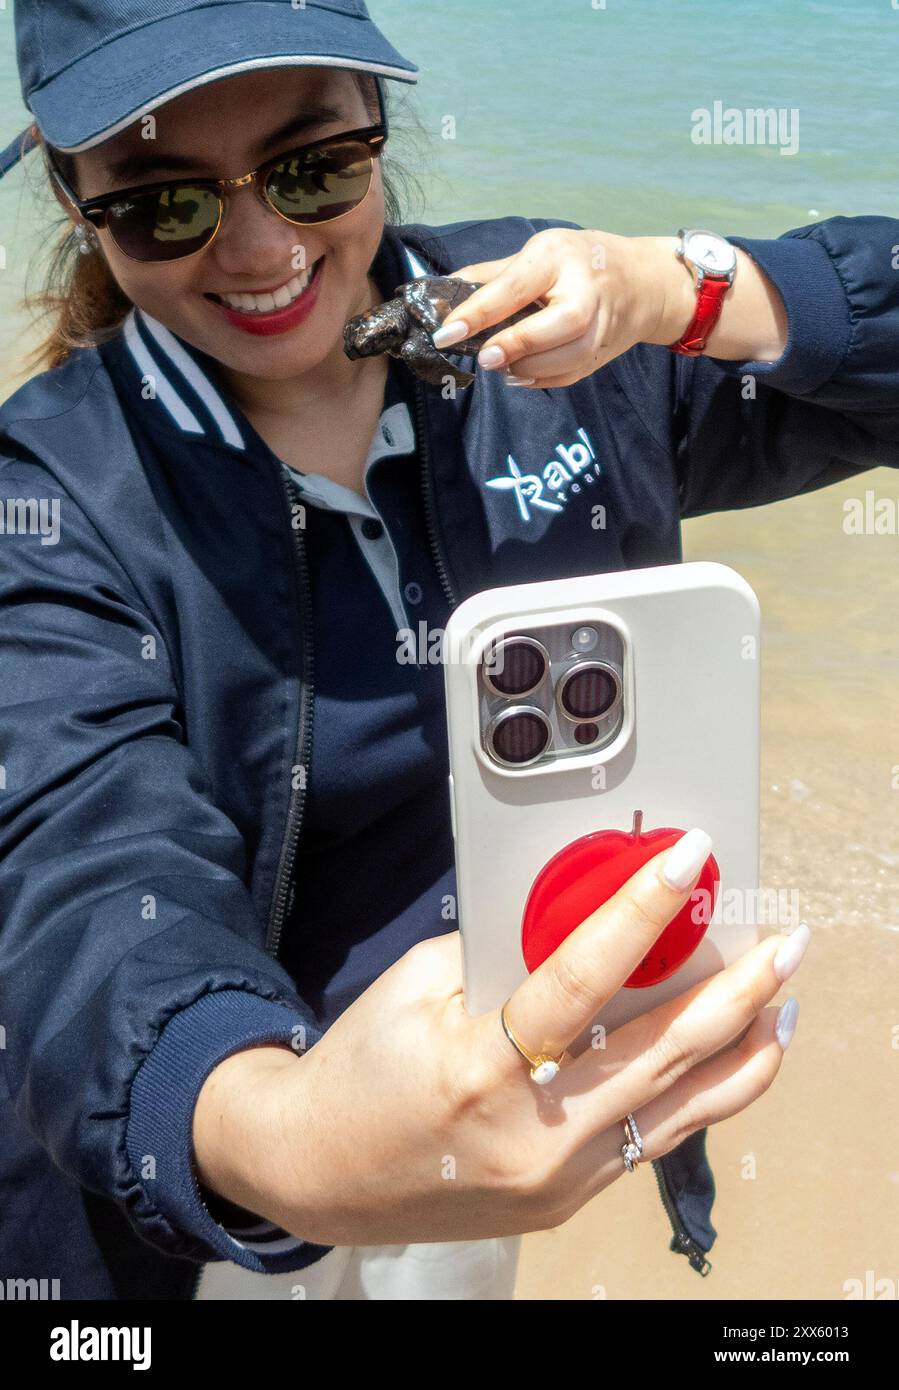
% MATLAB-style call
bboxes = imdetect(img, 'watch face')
[682,229,737,277]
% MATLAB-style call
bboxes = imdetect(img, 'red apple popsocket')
[520,810,719,987]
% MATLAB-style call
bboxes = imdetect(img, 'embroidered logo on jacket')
[485,428,600,523]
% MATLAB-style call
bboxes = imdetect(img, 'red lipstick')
[209,258,325,337]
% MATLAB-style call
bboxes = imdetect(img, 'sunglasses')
[49,117,387,264]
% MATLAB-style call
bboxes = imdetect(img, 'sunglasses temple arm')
[48,161,96,225]
[376,76,388,140]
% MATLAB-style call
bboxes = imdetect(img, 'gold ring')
[500,1002,565,1085]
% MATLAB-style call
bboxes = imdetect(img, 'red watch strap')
[668,276,730,357]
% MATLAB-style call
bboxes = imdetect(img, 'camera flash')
[571,625,598,652]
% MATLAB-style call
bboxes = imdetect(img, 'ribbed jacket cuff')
[721,230,851,394]
[125,989,334,1273]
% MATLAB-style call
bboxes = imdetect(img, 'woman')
[0,0,896,1302]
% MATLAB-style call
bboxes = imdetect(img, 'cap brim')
[28,2,418,152]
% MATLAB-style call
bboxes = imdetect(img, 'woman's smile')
[204,254,326,336]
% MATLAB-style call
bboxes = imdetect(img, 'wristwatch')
[667,228,737,356]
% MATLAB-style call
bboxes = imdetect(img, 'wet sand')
[517,470,899,1299]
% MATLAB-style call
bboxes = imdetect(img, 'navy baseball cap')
[0,0,418,178]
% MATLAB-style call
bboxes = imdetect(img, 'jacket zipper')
[265,468,316,960]
[190,465,314,1303]
[650,1157,712,1276]
[414,378,457,610]
[267,384,444,946]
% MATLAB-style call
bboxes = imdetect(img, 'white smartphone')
[443,561,761,1054]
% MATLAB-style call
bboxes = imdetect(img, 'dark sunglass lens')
[266,140,373,223]
[558,663,619,721]
[108,187,220,260]
[488,709,551,766]
[483,638,547,697]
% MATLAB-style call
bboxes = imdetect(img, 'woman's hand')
[432,227,787,388]
[194,829,806,1247]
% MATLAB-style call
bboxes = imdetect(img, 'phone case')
[443,561,761,1050]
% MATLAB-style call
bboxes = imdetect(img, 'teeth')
[218,262,317,313]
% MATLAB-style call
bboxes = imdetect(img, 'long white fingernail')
[659,828,713,890]
[775,997,799,1050]
[505,374,535,386]
[431,320,469,348]
[773,923,811,983]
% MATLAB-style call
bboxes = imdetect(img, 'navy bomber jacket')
[0,211,898,1301]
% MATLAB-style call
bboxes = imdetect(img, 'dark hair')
[17,72,428,375]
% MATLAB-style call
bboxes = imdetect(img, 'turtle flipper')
[395,276,481,336]
[396,329,475,389]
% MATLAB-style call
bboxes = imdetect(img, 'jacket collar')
[104,225,440,454]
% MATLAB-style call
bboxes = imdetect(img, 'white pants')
[195,1235,522,1300]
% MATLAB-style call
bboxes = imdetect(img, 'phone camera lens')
[485,706,552,767]
[482,636,549,698]
[557,661,621,722]
[573,721,600,745]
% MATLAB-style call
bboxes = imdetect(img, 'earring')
[74,223,97,255]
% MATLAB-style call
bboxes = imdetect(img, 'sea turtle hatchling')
[343,275,542,389]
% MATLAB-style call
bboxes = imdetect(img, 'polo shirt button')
[361,517,384,540]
